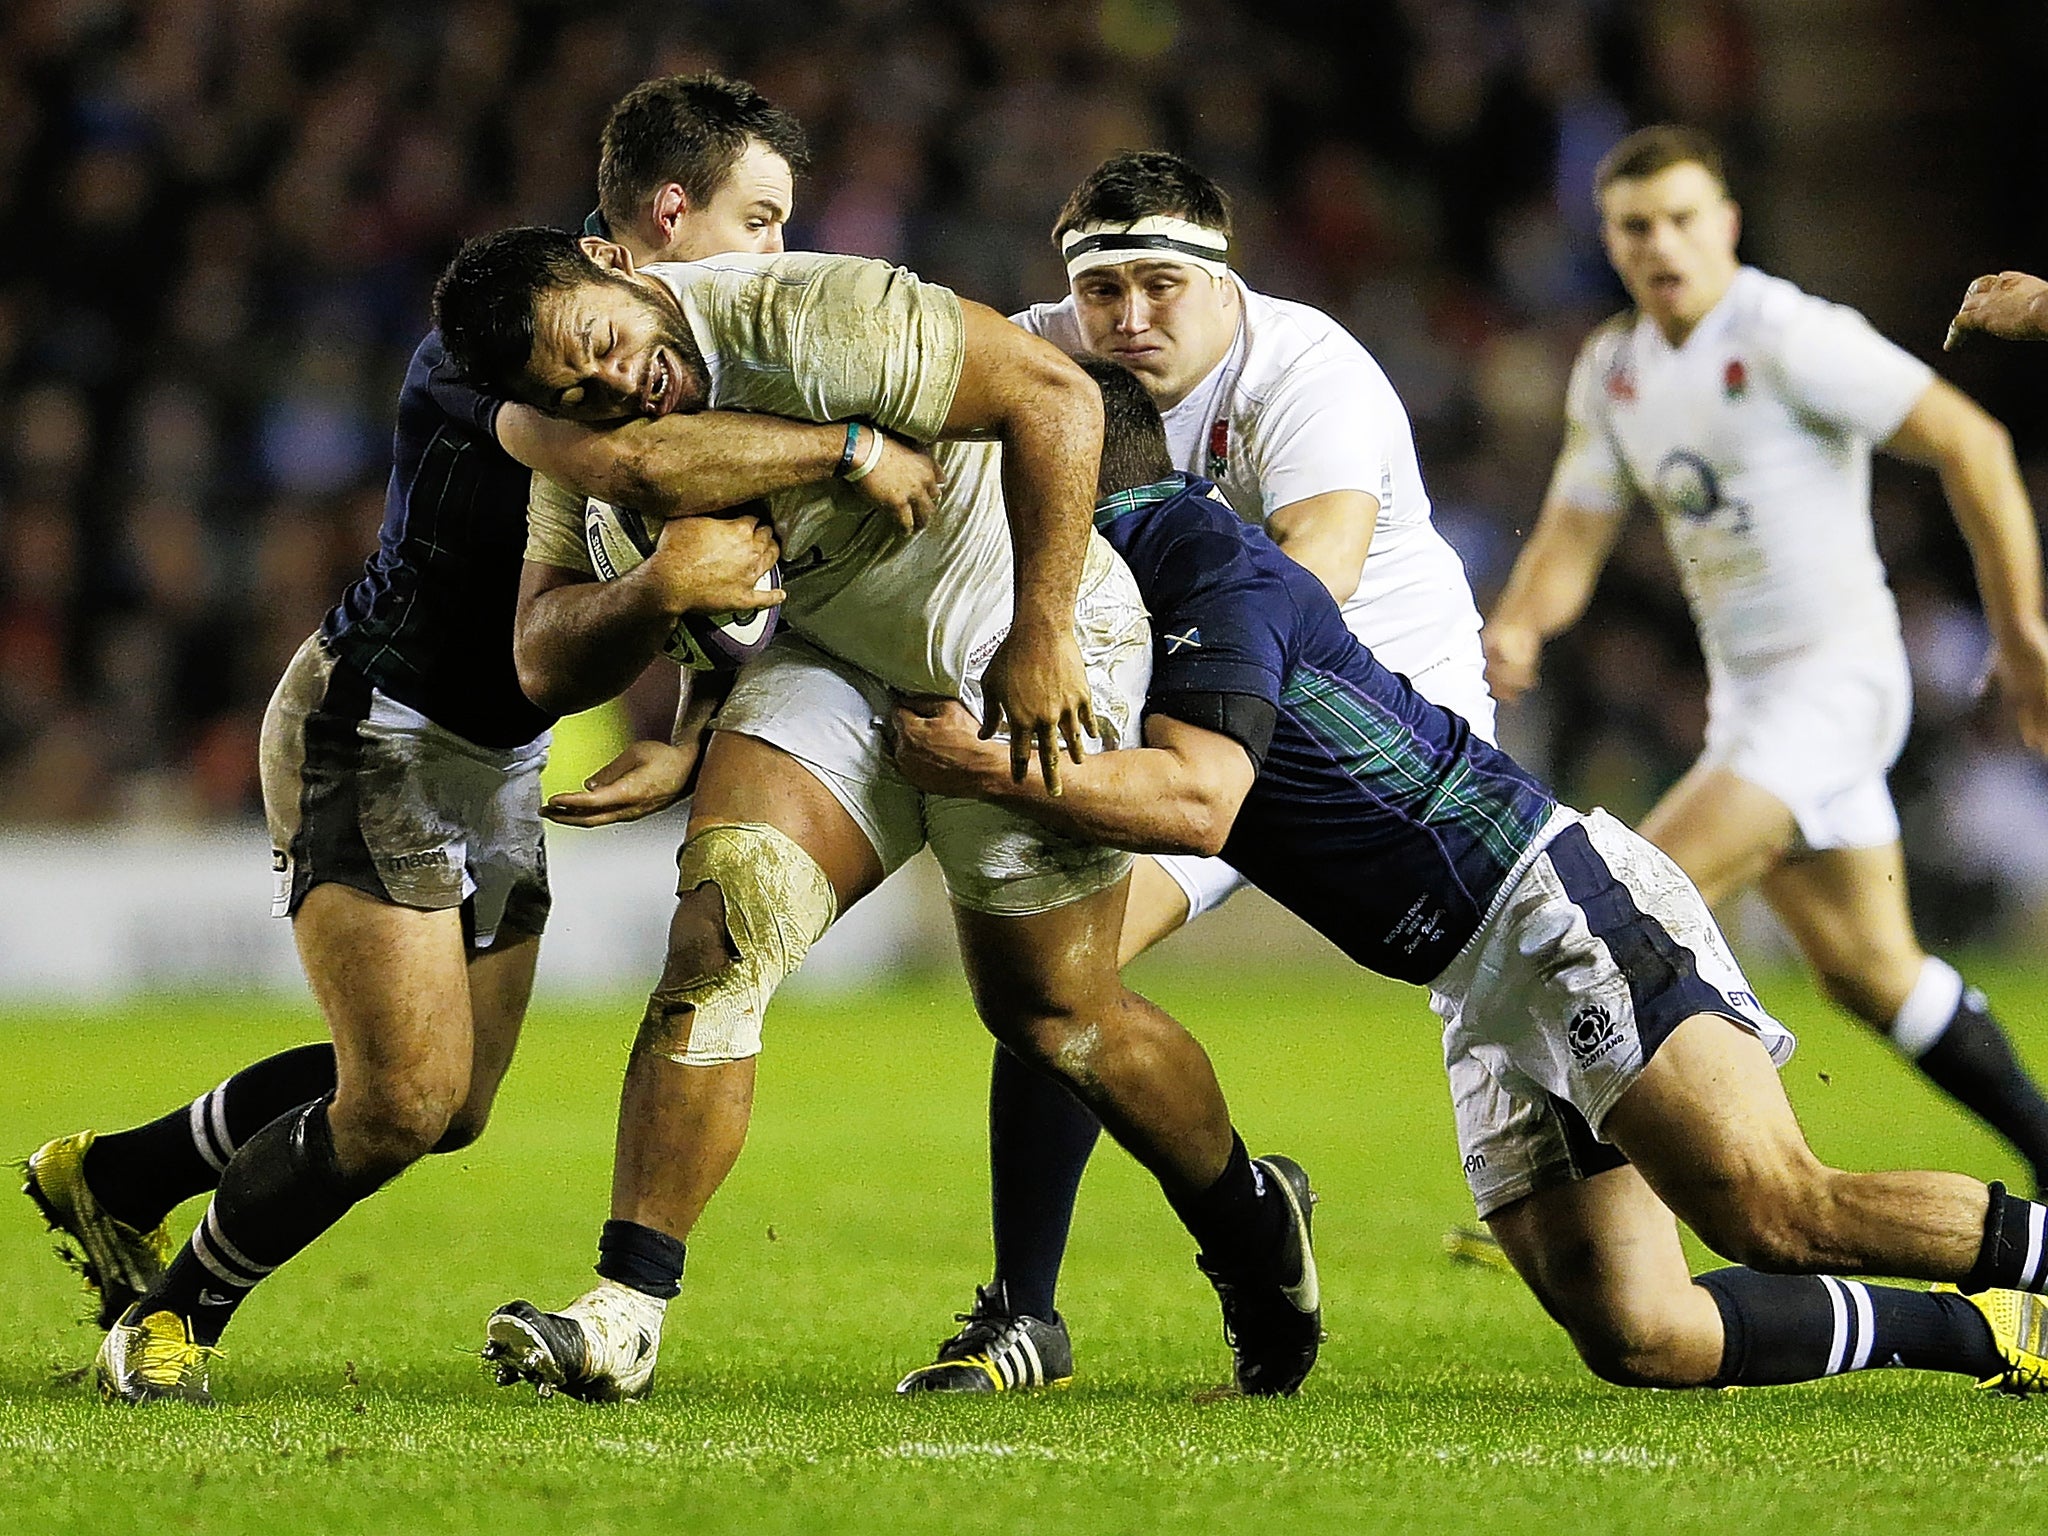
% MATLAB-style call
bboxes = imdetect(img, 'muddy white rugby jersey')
[527,251,1121,699]
[1549,266,1932,675]
[1016,278,1483,685]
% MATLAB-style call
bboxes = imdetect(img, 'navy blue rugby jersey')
[323,329,553,749]
[1096,474,1555,983]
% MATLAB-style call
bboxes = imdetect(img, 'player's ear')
[1723,198,1742,251]
[649,183,691,241]
[579,236,635,276]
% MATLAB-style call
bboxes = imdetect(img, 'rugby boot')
[96,1304,217,1405]
[895,1281,1074,1394]
[22,1131,173,1328]
[484,1283,660,1402]
[1197,1154,1322,1397]
[1938,1284,2048,1395]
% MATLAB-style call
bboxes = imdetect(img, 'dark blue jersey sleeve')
[418,328,504,442]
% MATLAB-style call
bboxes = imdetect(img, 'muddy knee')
[333,1068,466,1178]
[634,822,837,1068]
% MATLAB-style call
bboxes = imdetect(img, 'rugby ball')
[582,497,779,671]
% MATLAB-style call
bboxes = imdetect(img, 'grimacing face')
[657,138,795,262]
[1599,160,1742,344]
[522,258,709,424]
[1069,257,1241,411]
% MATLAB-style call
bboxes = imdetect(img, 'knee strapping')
[636,822,837,1067]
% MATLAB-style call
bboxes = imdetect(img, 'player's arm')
[497,405,940,532]
[1945,271,2048,349]
[542,672,734,828]
[1481,495,1626,704]
[514,483,781,717]
[1884,378,2048,750]
[942,300,1105,791]
[891,699,1256,856]
[1266,490,1379,604]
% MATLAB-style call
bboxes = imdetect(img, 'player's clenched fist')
[1480,621,1543,704]
[978,623,1095,795]
[1945,271,2048,349]
[649,512,784,614]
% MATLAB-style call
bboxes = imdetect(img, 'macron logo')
[1166,627,1203,654]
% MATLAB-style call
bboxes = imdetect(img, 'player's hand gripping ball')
[583,497,780,671]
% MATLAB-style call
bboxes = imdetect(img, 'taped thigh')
[636,822,838,1067]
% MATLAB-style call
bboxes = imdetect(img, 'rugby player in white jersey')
[1481,124,2048,1301]
[899,150,1496,1392]
[432,229,1325,1401]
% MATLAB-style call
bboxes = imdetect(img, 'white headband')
[1061,215,1230,280]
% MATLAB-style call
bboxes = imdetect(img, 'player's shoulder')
[1011,295,1080,344]
[1237,285,1396,408]
[1571,309,1637,367]
[1726,265,1877,347]
[649,251,933,312]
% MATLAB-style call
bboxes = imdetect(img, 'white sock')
[1889,956,1964,1059]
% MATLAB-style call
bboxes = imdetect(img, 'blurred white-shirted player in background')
[1485,124,2048,1222]
[900,150,1494,1392]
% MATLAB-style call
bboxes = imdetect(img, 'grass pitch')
[5,958,2047,1534]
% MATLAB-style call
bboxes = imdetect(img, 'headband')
[1060,215,1230,280]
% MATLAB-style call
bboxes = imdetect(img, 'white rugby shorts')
[1433,807,1795,1218]
[1156,640,1498,922]
[1701,636,1912,851]
[712,556,1152,917]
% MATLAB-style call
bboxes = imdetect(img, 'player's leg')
[970,847,1243,1325]
[1600,1011,2048,1386]
[487,702,898,1401]
[440,925,541,1150]
[966,855,1197,1344]
[1634,759,1798,908]
[99,887,478,1405]
[24,1042,340,1328]
[1762,841,2048,1188]
[1491,1160,2011,1387]
[947,873,1320,1396]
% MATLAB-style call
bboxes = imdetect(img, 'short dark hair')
[1593,124,1729,201]
[1080,357,1175,501]
[433,226,604,401]
[1053,150,1232,245]
[597,73,810,230]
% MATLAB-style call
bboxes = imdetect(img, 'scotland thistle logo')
[1567,1003,1620,1065]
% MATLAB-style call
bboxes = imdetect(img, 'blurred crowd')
[3,0,2047,940]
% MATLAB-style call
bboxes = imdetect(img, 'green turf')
[5,960,2047,1534]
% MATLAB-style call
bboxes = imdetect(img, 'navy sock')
[83,1044,339,1231]
[1697,1268,2002,1384]
[595,1219,686,1300]
[1916,987,2048,1188]
[988,1044,1101,1319]
[140,1100,379,1345]
[1161,1133,1294,1283]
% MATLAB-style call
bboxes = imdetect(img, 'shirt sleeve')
[1144,524,1289,707]
[523,473,593,574]
[791,257,966,443]
[424,356,504,440]
[1767,293,1933,443]
[1544,331,1635,516]
[1245,355,1395,518]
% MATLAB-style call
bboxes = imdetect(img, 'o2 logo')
[1653,449,1751,533]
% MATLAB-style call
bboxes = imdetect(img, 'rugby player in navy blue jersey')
[25,74,942,1406]
[890,360,2048,1395]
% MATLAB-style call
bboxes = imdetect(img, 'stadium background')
[3,0,2048,995]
